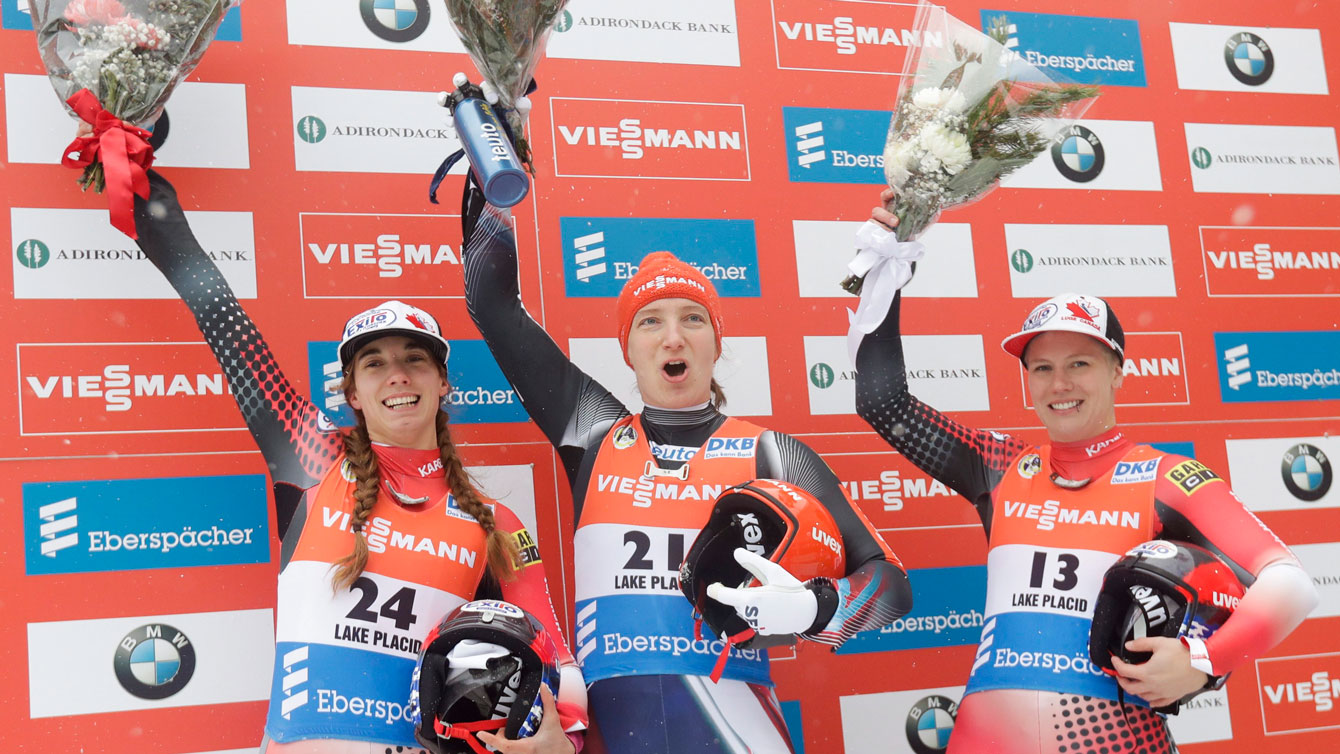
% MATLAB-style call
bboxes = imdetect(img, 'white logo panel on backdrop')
[1185,124,1340,195]
[1293,542,1340,619]
[12,208,256,300]
[546,0,739,66]
[285,0,467,53]
[291,86,464,174]
[1000,119,1163,191]
[4,73,250,169]
[792,221,977,299]
[1003,224,1176,298]
[1169,23,1329,94]
[465,464,538,536]
[1224,436,1338,512]
[1164,687,1234,744]
[804,334,989,416]
[840,685,965,754]
[567,336,773,417]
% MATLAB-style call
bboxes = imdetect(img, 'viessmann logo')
[549,97,750,180]
[1257,652,1340,734]
[840,469,956,513]
[1200,226,1340,297]
[772,0,938,75]
[299,213,463,299]
[18,343,245,435]
[559,217,760,298]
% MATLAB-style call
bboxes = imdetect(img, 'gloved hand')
[437,73,533,129]
[706,548,818,636]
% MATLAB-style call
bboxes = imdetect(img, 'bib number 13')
[1029,551,1079,591]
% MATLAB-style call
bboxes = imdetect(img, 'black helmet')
[1090,540,1244,671]
[410,600,561,754]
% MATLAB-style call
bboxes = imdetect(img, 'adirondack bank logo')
[772,0,937,75]
[549,97,750,180]
[299,213,463,299]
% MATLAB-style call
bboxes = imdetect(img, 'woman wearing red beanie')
[460,185,913,753]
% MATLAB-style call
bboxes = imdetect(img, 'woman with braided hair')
[131,171,587,754]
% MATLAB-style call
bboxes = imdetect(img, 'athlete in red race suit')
[131,172,587,754]
[460,182,913,753]
[852,196,1318,753]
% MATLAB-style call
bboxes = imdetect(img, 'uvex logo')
[811,525,841,555]
[550,98,750,180]
[737,512,765,556]
[1213,591,1241,610]
[299,213,464,299]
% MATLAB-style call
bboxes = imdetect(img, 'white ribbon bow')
[846,220,926,366]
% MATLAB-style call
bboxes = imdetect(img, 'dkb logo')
[297,116,327,144]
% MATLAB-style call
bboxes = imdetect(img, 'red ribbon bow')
[61,88,156,240]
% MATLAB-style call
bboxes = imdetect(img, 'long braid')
[436,411,522,582]
[331,424,380,592]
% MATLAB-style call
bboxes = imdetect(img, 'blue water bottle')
[446,90,529,208]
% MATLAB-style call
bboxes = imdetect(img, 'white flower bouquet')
[30,0,239,236]
[842,1,1100,296]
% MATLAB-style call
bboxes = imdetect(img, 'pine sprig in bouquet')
[842,5,1099,295]
[442,0,568,171]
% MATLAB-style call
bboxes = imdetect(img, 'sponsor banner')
[1185,124,1340,195]
[5,74,250,169]
[783,106,888,184]
[980,9,1146,87]
[966,610,1120,701]
[298,212,463,299]
[838,566,986,654]
[1293,542,1340,619]
[1169,23,1329,94]
[467,464,538,536]
[285,0,465,52]
[1,0,241,37]
[549,97,750,180]
[792,221,977,299]
[17,342,244,436]
[1004,224,1175,297]
[547,0,739,66]
[1224,436,1338,512]
[1021,333,1189,408]
[824,453,967,529]
[999,120,1162,191]
[567,337,772,417]
[559,217,760,298]
[1256,652,1340,734]
[12,208,256,300]
[292,86,462,174]
[1151,441,1196,458]
[1199,226,1340,298]
[804,334,990,415]
[306,339,528,425]
[771,0,927,76]
[23,475,269,575]
[1164,687,1233,744]
[840,685,965,754]
[1214,331,1340,403]
[27,609,273,718]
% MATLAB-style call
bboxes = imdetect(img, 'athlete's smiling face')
[1024,331,1123,444]
[626,297,719,409]
[346,335,448,449]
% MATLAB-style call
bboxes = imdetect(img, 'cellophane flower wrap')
[442,0,568,170]
[842,1,1100,294]
[30,0,238,236]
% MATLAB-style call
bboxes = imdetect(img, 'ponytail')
[330,423,379,593]
[436,411,523,582]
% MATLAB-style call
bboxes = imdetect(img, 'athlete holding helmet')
[852,192,1317,752]
[130,172,587,753]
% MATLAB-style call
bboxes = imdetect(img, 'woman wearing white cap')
[131,172,587,754]
[851,194,1317,753]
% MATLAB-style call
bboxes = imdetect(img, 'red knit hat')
[616,251,724,365]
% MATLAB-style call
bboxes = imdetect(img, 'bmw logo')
[360,0,431,43]
[1224,32,1274,86]
[1051,125,1105,183]
[906,694,957,754]
[113,623,196,700]
[1281,443,1331,502]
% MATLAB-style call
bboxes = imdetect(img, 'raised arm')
[133,171,341,534]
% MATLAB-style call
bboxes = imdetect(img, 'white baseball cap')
[1000,293,1125,360]
[338,300,451,371]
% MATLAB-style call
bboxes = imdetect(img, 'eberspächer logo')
[1282,443,1331,502]
[1224,31,1273,86]
[810,362,835,389]
[15,238,50,269]
[359,0,430,43]
[1191,147,1212,169]
[1010,248,1034,273]
[1051,125,1106,182]
[1215,331,1340,403]
[114,623,196,700]
[296,115,327,144]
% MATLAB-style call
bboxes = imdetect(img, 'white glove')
[706,548,818,636]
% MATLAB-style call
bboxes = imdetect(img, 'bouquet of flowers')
[442,0,568,171]
[842,1,1099,301]
[30,0,240,237]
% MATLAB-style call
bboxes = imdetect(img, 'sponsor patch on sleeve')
[1163,459,1222,495]
[513,527,542,566]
